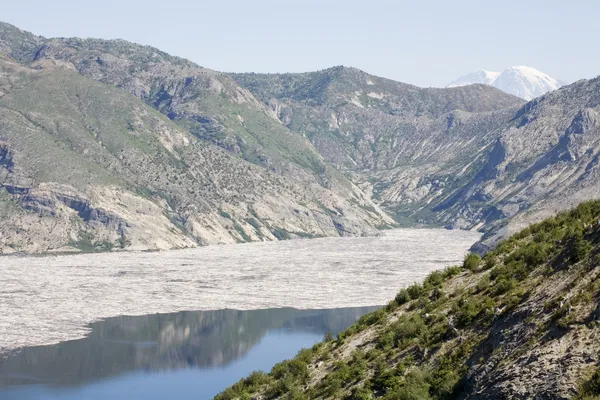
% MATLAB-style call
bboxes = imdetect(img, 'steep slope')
[0,55,391,253]
[217,200,600,399]
[448,66,564,100]
[233,67,525,227]
[441,76,600,250]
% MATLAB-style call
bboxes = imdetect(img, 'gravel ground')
[0,229,480,354]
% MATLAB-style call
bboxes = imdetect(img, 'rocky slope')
[448,66,564,100]
[216,200,600,399]
[0,53,392,253]
[452,76,600,250]
[233,69,600,250]
[0,22,349,187]
[231,68,524,226]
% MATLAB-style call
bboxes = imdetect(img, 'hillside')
[234,69,600,249]
[0,22,353,188]
[0,54,391,253]
[231,68,524,228]
[216,200,600,399]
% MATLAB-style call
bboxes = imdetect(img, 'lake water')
[0,229,481,354]
[0,307,378,400]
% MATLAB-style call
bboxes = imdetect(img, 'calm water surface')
[0,307,378,400]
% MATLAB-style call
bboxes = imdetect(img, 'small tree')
[463,252,481,272]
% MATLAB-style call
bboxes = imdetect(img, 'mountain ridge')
[233,69,600,251]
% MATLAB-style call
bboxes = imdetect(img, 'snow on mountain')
[447,66,563,100]
[447,70,500,87]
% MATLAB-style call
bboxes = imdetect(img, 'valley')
[1,21,599,254]
[0,9,598,399]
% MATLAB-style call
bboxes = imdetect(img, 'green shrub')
[407,283,425,300]
[463,253,481,271]
[569,231,592,263]
[370,361,402,393]
[443,265,462,279]
[392,314,427,341]
[357,308,387,328]
[383,369,430,400]
[454,296,494,328]
[476,275,491,292]
[395,289,411,305]
[347,385,372,400]
[494,277,517,295]
[483,255,497,270]
[271,359,308,382]
[424,270,444,288]
[581,367,600,397]
[427,364,461,398]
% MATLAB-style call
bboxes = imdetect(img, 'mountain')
[0,46,392,253]
[216,200,600,399]
[0,21,599,254]
[447,66,564,100]
[233,69,600,251]
[450,75,600,251]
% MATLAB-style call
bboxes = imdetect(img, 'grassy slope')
[216,200,600,399]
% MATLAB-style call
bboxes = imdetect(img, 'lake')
[0,228,481,399]
[0,307,379,399]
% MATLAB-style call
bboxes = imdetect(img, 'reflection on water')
[0,306,378,399]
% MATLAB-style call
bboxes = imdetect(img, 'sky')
[1,0,599,87]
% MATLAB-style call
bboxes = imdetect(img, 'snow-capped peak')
[447,66,563,100]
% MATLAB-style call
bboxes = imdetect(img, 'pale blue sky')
[2,0,598,87]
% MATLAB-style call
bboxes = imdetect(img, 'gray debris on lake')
[0,229,481,354]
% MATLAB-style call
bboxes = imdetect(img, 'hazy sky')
[2,0,598,87]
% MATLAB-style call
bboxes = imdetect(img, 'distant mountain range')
[0,21,598,253]
[447,66,564,100]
